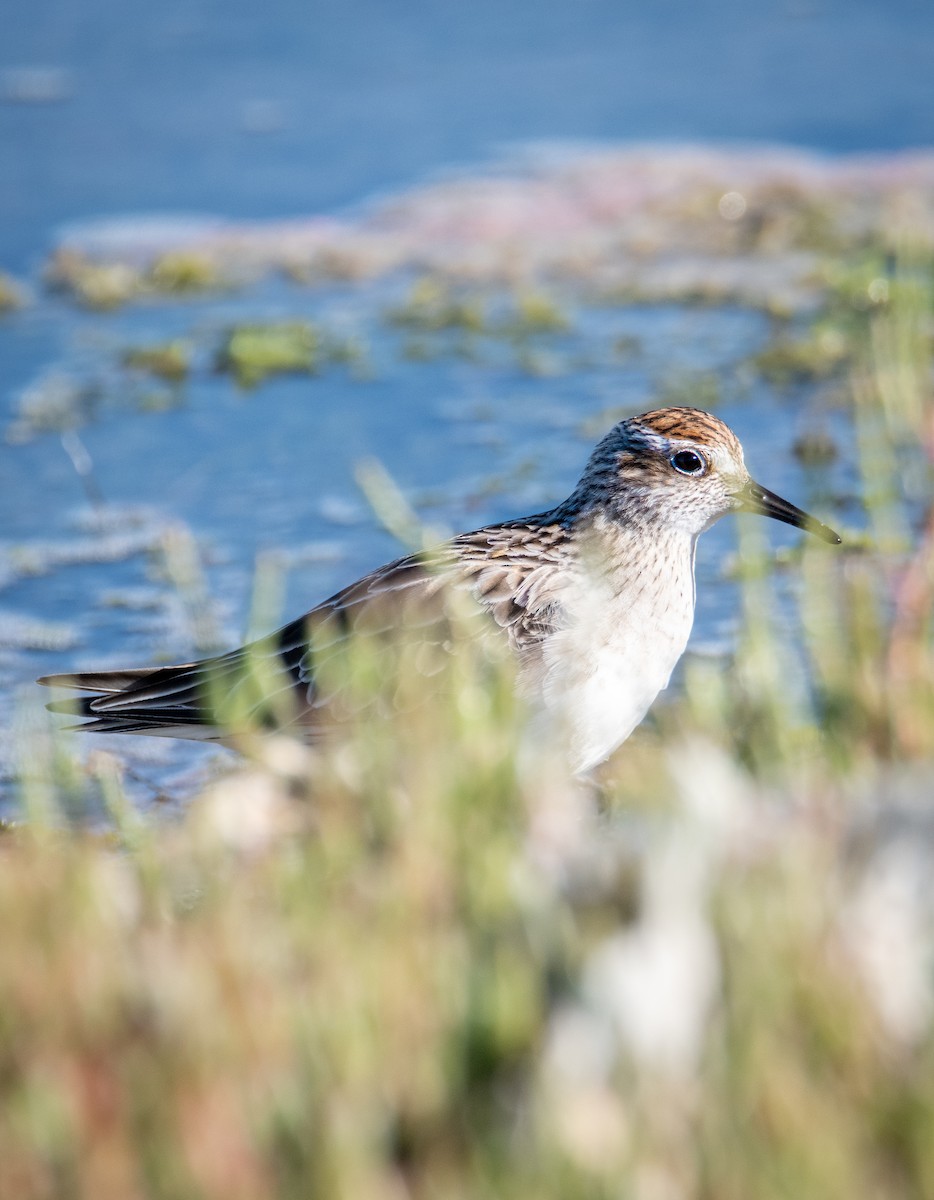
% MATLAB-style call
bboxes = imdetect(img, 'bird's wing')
[38,520,573,737]
[451,518,572,652]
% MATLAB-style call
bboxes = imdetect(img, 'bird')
[38,407,841,773]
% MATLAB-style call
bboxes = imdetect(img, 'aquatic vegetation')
[122,340,191,383]
[0,271,26,312]
[44,248,229,309]
[44,249,141,310]
[387,278,572,374]
[387,276,487,333]
[35,147,934,323]
[216,321,320,387]
[213,322,371,388]
[503,289,571,336]
[148,251,223,294]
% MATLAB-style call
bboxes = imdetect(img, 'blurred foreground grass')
[3,241,934,1200]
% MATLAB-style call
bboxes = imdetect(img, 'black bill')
[739,480,841,545]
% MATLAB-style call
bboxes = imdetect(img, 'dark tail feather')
[45,696,97,717]
[37,635,310,740]
[37,665,218,737]
[37,668,164,695]
[62,717,206,735]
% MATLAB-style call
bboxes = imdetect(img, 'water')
[3,0,934,271]
[1,0,924,811]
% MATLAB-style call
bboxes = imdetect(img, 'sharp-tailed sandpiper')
[39,407,840,771]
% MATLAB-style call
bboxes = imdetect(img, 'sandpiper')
[39,407,840,771]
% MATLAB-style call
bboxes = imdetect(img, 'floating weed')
[44,249,229,309]
[148,252,224,294]
[45,249,141,309]
[386,276,487,333]
[387,279,572,371]
[122,340,191,383]
[319,331,374,379]
[216,321,320,388]
[215,322,372,388]
[66,262,136,309]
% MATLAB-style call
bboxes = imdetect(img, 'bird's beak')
[737,479,841,545]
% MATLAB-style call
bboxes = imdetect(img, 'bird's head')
[575,406,841,544]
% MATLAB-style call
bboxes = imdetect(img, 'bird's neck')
[568,509,697,604]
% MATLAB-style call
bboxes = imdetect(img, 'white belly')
[558,633,686,772]
[539,541,697,772]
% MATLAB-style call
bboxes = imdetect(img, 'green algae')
[216,321,320,388]
[215,322,372,387]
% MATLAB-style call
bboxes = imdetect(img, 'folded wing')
[37,519,573,740]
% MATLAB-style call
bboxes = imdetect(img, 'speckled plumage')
[39,407,840,772]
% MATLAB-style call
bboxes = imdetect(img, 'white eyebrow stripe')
[632,429,672,453]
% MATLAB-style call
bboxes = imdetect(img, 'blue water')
[0,0,922,809]
[3,0,934,271]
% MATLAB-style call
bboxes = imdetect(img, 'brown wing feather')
[38,519,574,739]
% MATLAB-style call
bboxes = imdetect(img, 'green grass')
[3,242,934,1199]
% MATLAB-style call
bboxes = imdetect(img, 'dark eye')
[670,449,707,476]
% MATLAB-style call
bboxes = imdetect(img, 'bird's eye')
[670,449,707,476]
